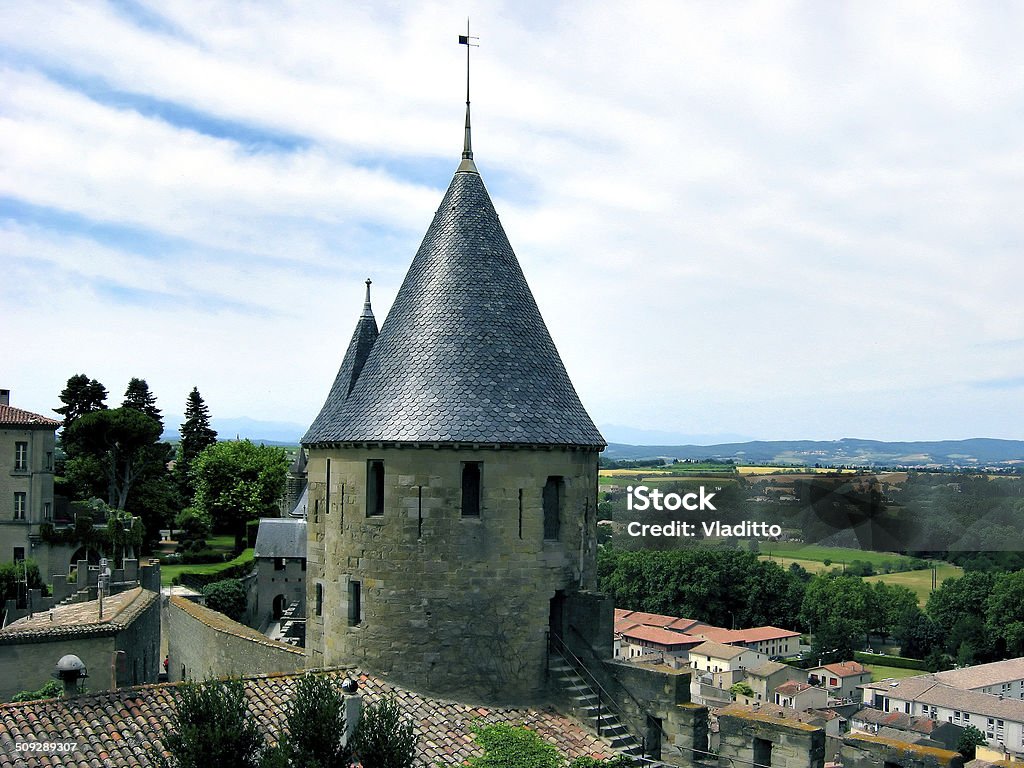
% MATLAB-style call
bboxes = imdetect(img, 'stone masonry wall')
[305,444,599,703]
[167,595,303,682]
[840,735,964,768]
[718,709,826,768]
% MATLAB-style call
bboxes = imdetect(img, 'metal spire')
[361,278,374,318]
[457,19,479,173]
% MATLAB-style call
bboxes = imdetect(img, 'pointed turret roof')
[305,280,379,438]
[303,109,604,448]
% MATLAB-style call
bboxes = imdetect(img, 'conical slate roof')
[303,164,604,448]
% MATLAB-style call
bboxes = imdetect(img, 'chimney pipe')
[0,389,9,406]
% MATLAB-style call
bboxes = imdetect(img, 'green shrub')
[352,695,416,768]
[202,579,247,622]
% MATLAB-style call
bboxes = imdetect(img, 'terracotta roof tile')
[0,668,611,767]
[0,404,61,428]
[0,588,156,644]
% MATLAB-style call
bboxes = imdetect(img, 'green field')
[865,664,924,681]
[865,563,964,603]
[160,548,255,587]
[762,543,916,569]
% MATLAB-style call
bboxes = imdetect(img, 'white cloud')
[1,0,1023,441]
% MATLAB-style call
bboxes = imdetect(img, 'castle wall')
[167,595,303,682]
[305,444,599,703]
[718,709,826,768]
[840,735,964,768]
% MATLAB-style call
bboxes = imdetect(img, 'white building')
[861,677,1024,756]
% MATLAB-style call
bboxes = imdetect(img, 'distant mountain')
[599,424,754,445]
[162,416,305,445]
[603,437,1024,468]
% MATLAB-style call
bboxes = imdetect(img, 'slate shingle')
[303,166,605,448]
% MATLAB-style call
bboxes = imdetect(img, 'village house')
[807,660,871,702]
[861,676,1024,757]
[774,680,828,711]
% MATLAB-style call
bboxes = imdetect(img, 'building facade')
[302,120,604,702]
[0,389,70,577]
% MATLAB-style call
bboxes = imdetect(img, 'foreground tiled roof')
[303,164,605,449]
[0,404,60,428]
[0,588,156,644]
[0,668,611,767]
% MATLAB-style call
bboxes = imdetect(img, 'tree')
[799,574,874,644]
[62,407,163,510]
[55,373,107,428]
[985,570,1024,657]
[192,440,289,551]
[957,725,987,758]
[267,673,356,768]
[352,695,416,768]
[467,723,562,768]
[123,377,163,428]
[152,678,264,768]
[202,579,248,622]
[177,388,218,502]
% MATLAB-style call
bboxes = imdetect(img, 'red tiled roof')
[0,668,612,767]
[0,404,60,428]
[621,625,701,648]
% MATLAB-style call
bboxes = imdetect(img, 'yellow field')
[865,563,964,604]
[758,556,833,574]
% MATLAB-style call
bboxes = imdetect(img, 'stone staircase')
[548,658,645,758]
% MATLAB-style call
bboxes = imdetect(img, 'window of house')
[315,583,323,617]
[348,580,361,626]
[543,476,563,540]
[366,460,384,517]
[13,547,25,562]
[13,492,26,520]
[461,462,481,516]
[45,451,53,471]
[274,557,285,571]
[43,501,52,520]
[14,442,28,471]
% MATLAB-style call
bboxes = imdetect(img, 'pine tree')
[177,388,218,502]
[55,373,108,428]
[122,377,163,430]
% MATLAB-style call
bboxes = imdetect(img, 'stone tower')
[302,97,605,702]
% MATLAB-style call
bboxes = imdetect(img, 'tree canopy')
[191,440,288,551]
[55,373,107,428]
[177,388,218,502]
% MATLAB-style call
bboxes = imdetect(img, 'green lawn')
[865,563,964,604]
[160,548,255,587]
[865,663,925,681]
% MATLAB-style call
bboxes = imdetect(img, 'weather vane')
[458,19,479,161]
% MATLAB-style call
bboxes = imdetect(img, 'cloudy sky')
[2,1,1023,444]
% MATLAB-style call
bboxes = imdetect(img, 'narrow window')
[417,485,423,539]
[348,580,362,626]
[366,460,384,516]
[461,462,481,516]
[518,489,523,539]
[45,451,52,471]
[315,583,324,617]
[543,476,563,540]
[14,442,27,471]
[43,502,52,520]
[13,492,26,521]
[325,459,331,514]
